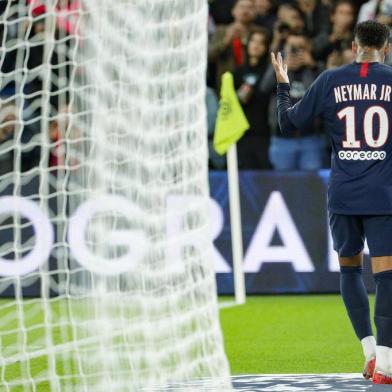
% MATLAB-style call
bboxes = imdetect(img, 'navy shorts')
[329,214,392,257]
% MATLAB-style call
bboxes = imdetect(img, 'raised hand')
[271,52,290,84]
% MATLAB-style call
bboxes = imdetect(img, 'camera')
[277,22,290,34]
[333,40,342,51]
[289,46,302,55]
[244,74,258,86]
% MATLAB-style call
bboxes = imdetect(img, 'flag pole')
[227,143,246,305]
[213,71,248,304]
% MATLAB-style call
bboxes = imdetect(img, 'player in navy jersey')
[271,20,392,384]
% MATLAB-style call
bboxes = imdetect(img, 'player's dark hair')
[354,20,390,49]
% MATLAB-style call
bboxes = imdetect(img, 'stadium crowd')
[207,0,392,170]
[0,1,79,176]
[0,1,391,175]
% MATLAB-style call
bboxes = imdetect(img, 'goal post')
[0,1,232,390]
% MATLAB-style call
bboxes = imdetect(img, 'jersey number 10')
[338,106,389,148]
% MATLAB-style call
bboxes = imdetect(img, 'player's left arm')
[271,52,325,135]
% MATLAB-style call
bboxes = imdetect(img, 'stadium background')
[0,0,391,386]
[1,0,389,296]
[0,170,376,297]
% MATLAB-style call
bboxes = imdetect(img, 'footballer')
[272,20,392,384]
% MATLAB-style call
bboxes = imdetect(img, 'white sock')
[361,336,376,360]
[376,346,390,372]
[389,349,392,373]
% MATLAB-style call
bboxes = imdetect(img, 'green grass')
[0,294,374,389]
[220,294,375,374]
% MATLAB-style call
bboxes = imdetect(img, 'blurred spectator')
[2,0,387,177]
[321,0,334,7]
[0,4,19,95]
[208,0,257,90]
[0,99,39,176]
[0,102,16,145]
[358,0,392,65]
[296,0,330,37]
[28,0,82,35]
[208,13,216,40]
[261,33,324,170]
[255,0,277,34]
[0,104,15,176]
[25,3,75,112]
[326,40,355,68]
[312,0,356,61]
[25,10,47,98]
[209,0,237,25]
[234,28,271,169]
[55,0,82,36]
[49,105,80,171]
[358,0,392,24]
[207,87,226,169]
[271,4,305,52]
[49,114,66,169]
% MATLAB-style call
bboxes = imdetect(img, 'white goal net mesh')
[0,1,231,390]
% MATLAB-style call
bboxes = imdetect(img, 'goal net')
[0,1,231,390]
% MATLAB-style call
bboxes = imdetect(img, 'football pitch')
[220,294,373,374]
[0,294,373,390]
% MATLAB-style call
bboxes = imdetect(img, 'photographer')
[260,32,324,171]
[254,0,277,34]
[270,4,305,52]
[296,0,330,37]
[325,39,354,69]
[312,0,355,61]
[208,0,257,90]
[233,28,271,169]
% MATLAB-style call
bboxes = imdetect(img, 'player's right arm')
[271,52,325,136]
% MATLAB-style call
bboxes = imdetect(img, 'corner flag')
[213,72,250,155]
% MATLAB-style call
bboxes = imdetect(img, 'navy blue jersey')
[277,62,392,215]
